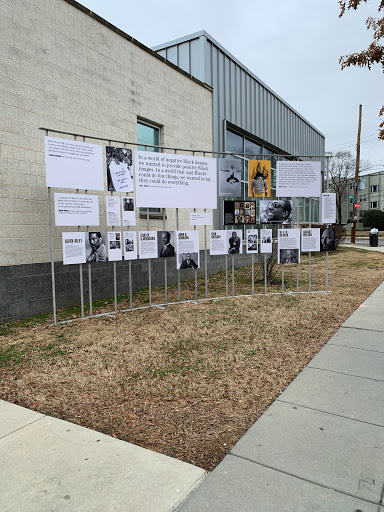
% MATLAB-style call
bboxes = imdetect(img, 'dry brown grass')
[1,247,384,470]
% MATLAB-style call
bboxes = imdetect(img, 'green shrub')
[362,209,384,230]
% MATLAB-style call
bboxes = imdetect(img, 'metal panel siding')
[204,40,213,87]
[178,42,190,73]
[155,33,325,157]
[225,56,231,123]
[189,38,201,80]
[211,45,221,153]
[166,45,178,66]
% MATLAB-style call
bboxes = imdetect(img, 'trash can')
[370,228,379,247]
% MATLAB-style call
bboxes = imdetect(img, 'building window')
[137,120,163,216]
[370,185,379,193]
[358,178,366,190]
[225,127,319,224]
[359,195,367,202]
[370,201,379,209]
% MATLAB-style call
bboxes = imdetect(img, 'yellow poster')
[248,160,271,198]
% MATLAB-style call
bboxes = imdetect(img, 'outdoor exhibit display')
[106,146,133,193]
[259,200,293,225]
[106,196,121,226]
[301,228,320,252]
[54,193,100,226]
[248,160,271,198]
[260,229,273,253]
[321,193,336,224]
[45,137,104,191]
[44,132,332,327]
[210,230,243,255]
[135,151,217,209]
[107,232,122,261]
[123,231,137,260]
[176,231,200,269]
[62,232,86,265]
[276,161,321,198]
[246,229,259,253]
[224,201,256,225]
[278,229,301,264]
[218,158,242,197]
[122,197,136,226]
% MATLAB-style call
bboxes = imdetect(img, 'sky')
[80,0,383,173]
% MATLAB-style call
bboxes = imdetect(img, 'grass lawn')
[1,247,383,471]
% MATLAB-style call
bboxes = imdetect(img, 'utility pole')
[351,105,362,244]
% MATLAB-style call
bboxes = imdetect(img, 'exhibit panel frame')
[41,127,332,326]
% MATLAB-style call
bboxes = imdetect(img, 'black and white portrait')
[179,252,199,269]
[85,231,106,263]
[157,231,175,258]
[260,200,293,224]
[279,248,299,264]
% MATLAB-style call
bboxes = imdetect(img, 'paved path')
[176,279,384,512]
[0,404,205,511]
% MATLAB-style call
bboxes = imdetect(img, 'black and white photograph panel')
[85,231,107,263]
[122,197,135,211]
[218,158,242,197]
[106,146,133,193]
[179,252,199,269]
[260,200,293,224]
[157,231,175,258]
[227,230,242,255]
[320,227,336,251]
[280,248,299,264]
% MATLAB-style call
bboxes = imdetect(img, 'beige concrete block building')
[0,0,213,321]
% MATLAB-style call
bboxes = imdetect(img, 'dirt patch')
[1,248,383,470]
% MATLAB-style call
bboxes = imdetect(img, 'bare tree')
[327,151,371,223]
[339,0,384,139]
[327,151,355,223]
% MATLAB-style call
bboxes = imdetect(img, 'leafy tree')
[362,209,384,229]
[339,0,384,139]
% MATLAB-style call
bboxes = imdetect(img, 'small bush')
[362,210,384,230]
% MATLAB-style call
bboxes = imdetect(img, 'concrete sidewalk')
[0,403,205,511]
[177,280,384,512]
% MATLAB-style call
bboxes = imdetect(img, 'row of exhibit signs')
[63,227,335,267]
[45,136,335,214]
[45,136,337,269]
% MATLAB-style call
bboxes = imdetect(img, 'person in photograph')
[228,231,240,254]
[87,232,106,262]
[226,165,240,184]
[248,235,257,251]
[320,228,336,251]
[180,253,198,269]
[123,198,134,211]
[159,231,174,257]
[250,162,268,197]
[125,239,134,251]
[280,248,299,264]
[260,200,292,224]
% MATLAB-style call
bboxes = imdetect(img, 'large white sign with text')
[135,151,217,209]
